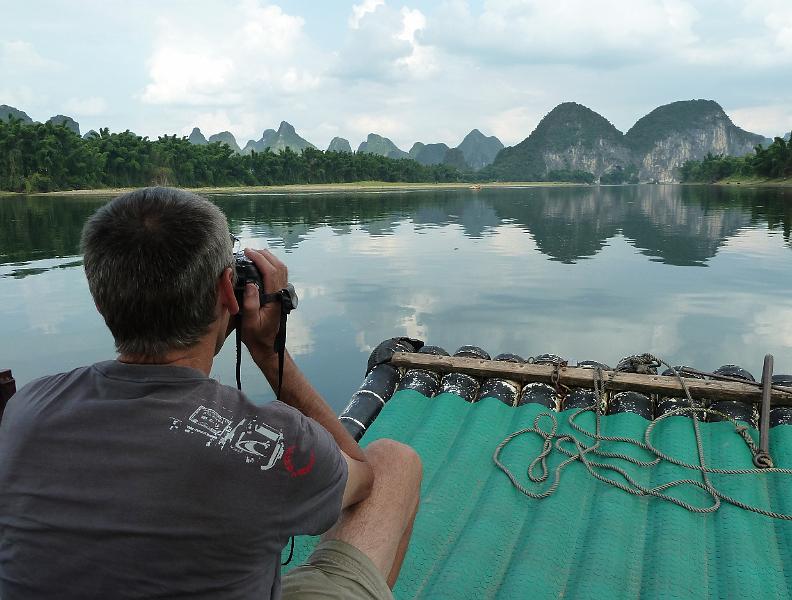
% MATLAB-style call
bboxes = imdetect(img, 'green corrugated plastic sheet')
[285,390,792,599]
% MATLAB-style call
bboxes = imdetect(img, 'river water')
[1,185,790,411]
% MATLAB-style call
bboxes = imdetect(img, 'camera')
[233,250,299,311]
[234,250,268,307]
[230,246,298,397]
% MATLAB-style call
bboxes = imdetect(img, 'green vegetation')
[531,103,625,151]
[624,99,766,154]
[357,133,410,159]
[409,142,450,166]
[486,102,625,181]
[679,136,792,183]
[600,165,639,185]
[546,169,596,184]
[0,118,462,192]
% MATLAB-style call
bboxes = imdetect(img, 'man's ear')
[218,267,240,316]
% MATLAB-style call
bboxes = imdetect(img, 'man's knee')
[365,439,422,483]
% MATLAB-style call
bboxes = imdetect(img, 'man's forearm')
[251,349,368,463]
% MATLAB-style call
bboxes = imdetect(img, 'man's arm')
[253,348,374,508]
[239,248,374,507]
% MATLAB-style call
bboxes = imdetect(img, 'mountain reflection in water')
[1,186,790,269]
[1,185,790,408]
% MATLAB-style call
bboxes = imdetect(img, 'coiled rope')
[493,355,792,519]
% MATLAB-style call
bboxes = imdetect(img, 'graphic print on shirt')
[170,406,285,470]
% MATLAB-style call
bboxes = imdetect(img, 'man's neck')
[118,345,214,376]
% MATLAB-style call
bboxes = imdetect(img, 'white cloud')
[487,106,544,145]
[279,68,321,94]
[1,40,58,70]
[395,8,436,77]
[427,0,700,67]
[143,45,238,106]
[63,96,108,117]
[239,1,305,52]
[346,114,403,142]
[141,1,319,108]
[422,0,792,72]
[742,0,792,53]
[335,3,435,81]
[485,224,538,257]
[743,305,792,350]
[0,85,38,112]
[728,105,792,138]
[11,0,786,150]
[281,311,314,356]
[335,7,413,80]
[349,0,385,29]
[179,110,234,137]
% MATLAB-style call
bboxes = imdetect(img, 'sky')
[2,0,792,150]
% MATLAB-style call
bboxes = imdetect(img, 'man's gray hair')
[81,187,234,358]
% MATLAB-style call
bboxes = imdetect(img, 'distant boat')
[469,184,481,191]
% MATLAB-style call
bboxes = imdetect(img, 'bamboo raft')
[339,339,792,445]
[286,340,792,598]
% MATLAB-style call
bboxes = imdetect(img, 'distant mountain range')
[208,131,241,153]
[0,105,33,124]
[0,105,81,136]
[404,131,503,171]
[490,100,771,182]
[358,133,410,160]
[2,99,787,182]
[240,121,315,155]
[188,125,504,171]
[327,137,352,153]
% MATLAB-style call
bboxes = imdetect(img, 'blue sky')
[2,0,791,149]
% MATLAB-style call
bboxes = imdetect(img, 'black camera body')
[233,250,268,307]
[233,250,299,312]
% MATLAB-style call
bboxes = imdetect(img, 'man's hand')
[239,248,289,362]
[241,248,372,486]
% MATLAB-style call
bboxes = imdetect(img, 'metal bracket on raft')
[754,355,775,468]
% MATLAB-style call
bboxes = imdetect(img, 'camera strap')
[235,288,295,401]
[274,294,289,399]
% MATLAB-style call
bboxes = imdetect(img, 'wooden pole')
[389,353,792,406]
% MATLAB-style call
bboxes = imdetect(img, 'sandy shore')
[0,181,583,197]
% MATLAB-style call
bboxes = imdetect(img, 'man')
[0,187,422,599]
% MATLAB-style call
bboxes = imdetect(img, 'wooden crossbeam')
[389,353,792,406]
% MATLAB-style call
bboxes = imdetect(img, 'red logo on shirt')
[283,446,315,478]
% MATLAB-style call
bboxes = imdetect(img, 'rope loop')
[494,355,792,520]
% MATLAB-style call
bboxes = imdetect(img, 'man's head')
[81,187,235,359]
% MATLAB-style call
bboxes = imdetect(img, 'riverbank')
[0,181,584,197]
[715,175,792,187]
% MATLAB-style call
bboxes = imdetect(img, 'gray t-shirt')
[0,361,348,599]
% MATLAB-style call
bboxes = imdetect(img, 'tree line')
[0,118,463,192]
[679,135,792,183]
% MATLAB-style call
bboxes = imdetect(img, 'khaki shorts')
[282,540,394,600]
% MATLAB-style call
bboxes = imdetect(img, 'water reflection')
[2,186,790,272]
[1,186,791,409]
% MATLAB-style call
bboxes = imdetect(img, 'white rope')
[493,356,792,520]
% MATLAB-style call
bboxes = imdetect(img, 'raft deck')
[284,341,792,599]
[288,389,792,599]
